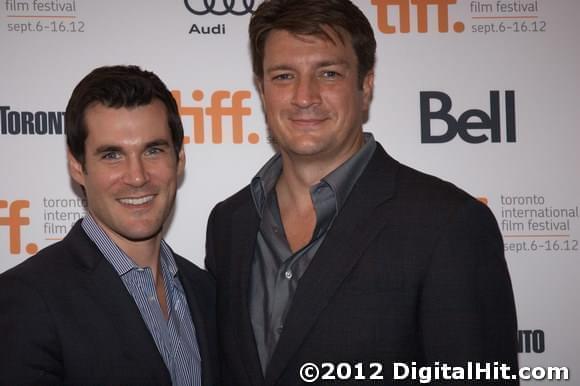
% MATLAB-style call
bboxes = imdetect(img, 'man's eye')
[321,70,340,79]
[272,73,294,81]
[145,147,163,156]
[102,152,121,160]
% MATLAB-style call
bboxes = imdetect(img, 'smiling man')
[205,1,519,385]
[0,66,218,385]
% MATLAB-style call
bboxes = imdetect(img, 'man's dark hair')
[65,65,183,166]
[249,0,376,87]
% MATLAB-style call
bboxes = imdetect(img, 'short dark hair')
[249,0,376,87]
[65,65,183,165]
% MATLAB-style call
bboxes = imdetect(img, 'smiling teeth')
[119,196,154,205]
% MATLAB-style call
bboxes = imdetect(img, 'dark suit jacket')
[0,221,218,386]
[206,143,519,385]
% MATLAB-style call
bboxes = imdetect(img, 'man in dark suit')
[206,0,519,385]
[0,66,218,385]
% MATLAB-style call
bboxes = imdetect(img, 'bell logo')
[172,89,258,144]
[0,200,38,255]
[371,0,464,34]
[420,91,517,144]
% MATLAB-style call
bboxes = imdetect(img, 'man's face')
[68,100,184,248]
[259,28,373,162]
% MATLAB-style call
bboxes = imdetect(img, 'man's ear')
[254,76,266,106]
[177,147,185,178]
[67,149,85,187]
[362,70,375,111]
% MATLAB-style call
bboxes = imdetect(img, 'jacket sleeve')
[419,199,520,384]
[0,274,63,385]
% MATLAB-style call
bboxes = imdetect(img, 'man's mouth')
[118,195,155,206]
[289,116,328,127]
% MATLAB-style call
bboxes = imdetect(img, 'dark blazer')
[206,143,519,385]
[0,221,218,386]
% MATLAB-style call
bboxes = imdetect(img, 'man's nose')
[123,157,149,187]
[291,76,321,108]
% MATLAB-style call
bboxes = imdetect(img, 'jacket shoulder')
[368,145,491,228]
[0,239,73,285]
[396,162,477,206]
[211,185,252,214]
[367,142,476,209]
[174,254,213,284]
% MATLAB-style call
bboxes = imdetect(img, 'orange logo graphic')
[371,0,464,34]
[172,89,258,144]
[0,200,38,255]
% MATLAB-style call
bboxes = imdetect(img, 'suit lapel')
[265,145,399,385]
[64,222,170,382]
[177,259,214,386]
[229,198,266,386]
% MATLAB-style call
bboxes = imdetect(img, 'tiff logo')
[371,0,464,33]
[172,89,258,144]
[0,200,38,255]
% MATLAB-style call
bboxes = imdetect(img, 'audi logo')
[184,0,259,16]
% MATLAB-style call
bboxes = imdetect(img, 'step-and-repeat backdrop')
[1,0,578,382]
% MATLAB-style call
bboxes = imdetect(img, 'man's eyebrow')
[265,64,294,73]
[93,140,171,155]
[266,60,350,73]
[94,145,122,155]
[145,139,171,148]
[317,59,350,68]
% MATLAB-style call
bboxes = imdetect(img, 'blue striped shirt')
[82,215,202,386]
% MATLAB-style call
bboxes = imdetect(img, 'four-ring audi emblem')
[184,0,259,15]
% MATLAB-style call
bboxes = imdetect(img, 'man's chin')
[118,224,164,243]
[284,143,329,158]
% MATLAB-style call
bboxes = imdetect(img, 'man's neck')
[120,238,161,269]
[276,135,364,203]
[101,227,163,281]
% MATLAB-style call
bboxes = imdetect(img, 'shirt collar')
[321,132,376,211]
[250,132,376,217]
[81,214,178,278]
[250,153,282,217]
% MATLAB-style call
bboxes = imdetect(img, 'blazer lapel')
[178,259,214,386]
[265,145,400,385]
[64,222,170,382]
[229,198,266,386]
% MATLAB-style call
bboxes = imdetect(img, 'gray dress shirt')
[249,133,377,373]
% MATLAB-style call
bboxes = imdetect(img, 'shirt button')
[277,325,283,334]
[148,295,156,302]
[284,270,293,279]
[136,268,144,272]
